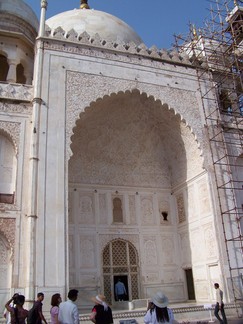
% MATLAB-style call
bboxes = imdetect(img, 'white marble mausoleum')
[0,0,242,314]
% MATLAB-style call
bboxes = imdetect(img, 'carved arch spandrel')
[65,72,205,161]
[99,235,139,253]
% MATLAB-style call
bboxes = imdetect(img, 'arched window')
[0,134,17,204]
[113,197,123,223]
[103,239,139,304]
[0,55,9,82]
[16,63,26,84]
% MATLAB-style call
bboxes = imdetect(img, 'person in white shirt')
[214,283,227,324]
[58,289,79,324]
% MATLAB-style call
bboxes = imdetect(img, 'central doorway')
[185,268,196,300]
[102,239,139,304]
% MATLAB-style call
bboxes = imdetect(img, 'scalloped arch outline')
[70,89,203,158]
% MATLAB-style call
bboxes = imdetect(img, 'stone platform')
[79,301,243,324]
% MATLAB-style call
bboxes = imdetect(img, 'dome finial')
[80,0,90,9]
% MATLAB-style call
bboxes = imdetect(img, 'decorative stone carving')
[161,237,174,264]
[80,237,95,268]
[0,102,32,114]
[144,240,158,265]
[129,195,136,225]
[0,83,33,102]
[0,236,10,286]
[141,197,154,225]
[204,225,217,258]
[0,218,15,250]
[99,234,139,252]
[0,121,21,154]
[177,193,186,223]
[0,237,8,264]
[44,27,192,66]
[146,272,159,283]
[99,194,107,225]
[68,86,204,188]
[79,194,94,224]
[198,179,211,215]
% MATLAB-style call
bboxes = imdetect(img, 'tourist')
[27,292,48,324]
[58,289,79,324]
[214,283,227,324]
[50,293,62,324]
[115,279,127,301]
[5,294,28,324]
[144,291,175,324]
[90,294,113,324]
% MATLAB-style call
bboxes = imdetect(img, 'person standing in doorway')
[115,279,127,301]
[58,289,79,324]
[214,283,227,324]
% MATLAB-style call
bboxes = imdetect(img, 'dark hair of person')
[152,305,169,323]
[214,283,219,288]
[37,292,44,298]
[15,295,25,306]
[68,289,78,300]
[51,293,61,307]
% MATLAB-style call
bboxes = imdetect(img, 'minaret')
[80,0,90,9]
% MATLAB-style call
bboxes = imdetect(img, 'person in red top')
[90,295,113,324]
[5,294,28,324]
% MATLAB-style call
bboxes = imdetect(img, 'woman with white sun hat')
[144,291,176,324]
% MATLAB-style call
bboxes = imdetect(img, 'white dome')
[0,0,39,31]
[46,9,143,45]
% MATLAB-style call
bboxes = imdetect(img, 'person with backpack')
[5,293,28,324]
[27,293,47,324]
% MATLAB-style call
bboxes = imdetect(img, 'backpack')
[27,304,38,324]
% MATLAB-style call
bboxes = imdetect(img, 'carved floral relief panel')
[141,197,154,225]
[204,224,217,259]
[0,236,10,287]
[128,195,136,225]
[161,237,175,265]
[143,238,158,266]
[99,194,107,225]
[176,193,186,223]
[79,235,96,269]
[78,193,95,225]
[197,178,211,215]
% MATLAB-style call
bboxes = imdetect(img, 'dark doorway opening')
[185,268,195,300]
[114,275,129,301]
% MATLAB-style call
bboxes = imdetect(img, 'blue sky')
[24,0,229,49]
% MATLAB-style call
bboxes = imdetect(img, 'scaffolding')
[174,0,243,311]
